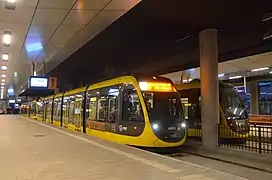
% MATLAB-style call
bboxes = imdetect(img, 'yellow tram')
[175,80,250,140]
[22,75,187,148]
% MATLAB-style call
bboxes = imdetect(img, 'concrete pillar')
[199,29,219,149]
[248,81,259,115]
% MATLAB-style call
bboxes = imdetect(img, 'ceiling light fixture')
[1,65,7,70]
[270,71,272,74]
[1,74,6,78]
[14,72,17,77]
[3,31,12,46]
[2,53,9,61]
[251,67,269,72]
[1,79,5,82]
[0,86,4,89]
[5,0,16,10]
[229,76,242,80]
[218,73,225,77]
[1,83,5,86]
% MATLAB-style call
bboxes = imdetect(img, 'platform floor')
[0,115,271,180]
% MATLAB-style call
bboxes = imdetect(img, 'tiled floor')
[0,115,271,180]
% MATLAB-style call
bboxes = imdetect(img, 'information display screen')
[9,99,15,103]
[30,77,48,88]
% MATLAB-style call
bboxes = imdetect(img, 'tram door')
[74,98,82,132]
[44,103,47,122]
[62,98,69,128]
[45,101,52,123]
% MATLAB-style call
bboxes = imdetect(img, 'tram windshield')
[220,85,248,120]
[142,92,184,124]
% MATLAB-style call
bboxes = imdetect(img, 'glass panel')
[88,96,97,120]
[220,86,248,120]
[46,101,52,121]
[38,102,44,118]
[108,95,117,123]
[62,97,69,125]
[143,92,183,124]
[68,101,75,124]
[122,88,144,122]
[97,96,107,121]
[53,98,62,121]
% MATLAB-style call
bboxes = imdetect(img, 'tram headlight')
[177,122,186,130]
[152,123,159,130]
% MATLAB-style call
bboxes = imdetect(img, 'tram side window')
[46,101,53,119]
[108,88,119,123]
[55,99,62,121]
[97,96,107,121]
[68,100,75,124]
[53,101,58,118]
[87,96,97,120]
[122,85,144,122]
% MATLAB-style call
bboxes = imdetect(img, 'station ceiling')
[1,0,272,96]
[162,51,272,84]
[49,0,272,83]
[1,0,140,95]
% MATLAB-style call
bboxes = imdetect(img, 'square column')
[248,81,259,115]
[199,29,219,149]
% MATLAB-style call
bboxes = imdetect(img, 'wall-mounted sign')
[30,76,48,88]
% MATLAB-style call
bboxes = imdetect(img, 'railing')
[218,124,272,154]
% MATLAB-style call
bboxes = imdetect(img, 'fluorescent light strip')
[263,16,272,22]
[251,67,269,72]
[229,76,242,80]
[6,0,16,3]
